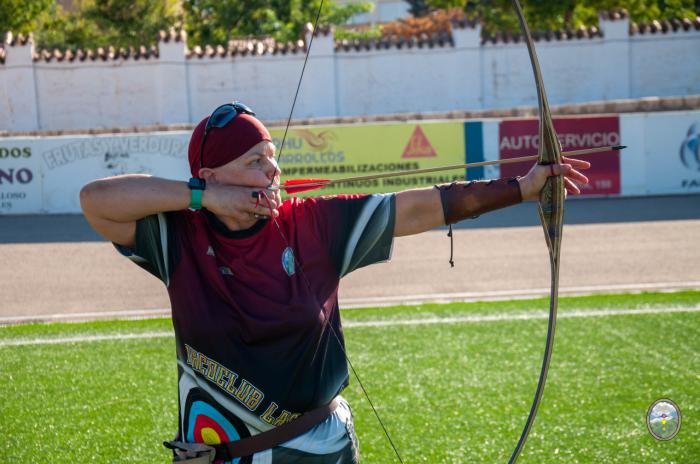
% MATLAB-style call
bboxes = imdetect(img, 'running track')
[1,194,698,324]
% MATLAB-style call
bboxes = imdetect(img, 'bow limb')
[508,1,565,463]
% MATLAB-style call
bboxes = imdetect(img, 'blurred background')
[1,2,700,463]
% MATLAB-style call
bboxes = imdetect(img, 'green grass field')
[1,291,698,463]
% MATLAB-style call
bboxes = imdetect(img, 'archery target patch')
[184,388,252,464]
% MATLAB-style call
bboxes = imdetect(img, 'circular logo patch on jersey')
[282,246,295,276]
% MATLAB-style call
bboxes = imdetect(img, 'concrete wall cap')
[4,32,33,46]
[482,25,602,45]
[3,95,698,138]
[630,16,700,35]
[157,28,187,43]
[32,43,158,62]
[186,37,306,59]
[598,9,629,21]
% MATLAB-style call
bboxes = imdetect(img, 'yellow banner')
[269,121,465,197]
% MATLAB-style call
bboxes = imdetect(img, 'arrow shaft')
[279,145,622,190]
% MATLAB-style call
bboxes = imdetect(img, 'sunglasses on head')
[198,101,256,173]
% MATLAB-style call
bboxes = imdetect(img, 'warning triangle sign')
[402,125,437,158]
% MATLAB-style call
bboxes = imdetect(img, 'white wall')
[630,33,700,98]
[34,61,161,129]
[335,45,480,115]
[0,16,699,132]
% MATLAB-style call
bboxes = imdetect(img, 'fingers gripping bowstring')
[258,6,405,456]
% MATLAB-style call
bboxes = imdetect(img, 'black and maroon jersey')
[117,194,395,459]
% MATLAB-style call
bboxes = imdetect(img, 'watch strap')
[189,188,203,210]
[187,178,205,210]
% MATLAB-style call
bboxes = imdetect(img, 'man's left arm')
[394,159,590,237]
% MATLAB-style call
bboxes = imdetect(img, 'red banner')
[499,116,621,195]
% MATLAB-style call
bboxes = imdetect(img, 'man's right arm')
[80,175,193,247]
[80,175,279,247]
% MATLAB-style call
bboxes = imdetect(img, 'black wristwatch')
[187,178,206,210]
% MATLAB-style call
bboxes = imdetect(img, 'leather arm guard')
[435,178,523,225]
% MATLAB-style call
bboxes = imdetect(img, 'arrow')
[278,145,626,194]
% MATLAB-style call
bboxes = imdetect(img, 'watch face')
[189,178,206,190]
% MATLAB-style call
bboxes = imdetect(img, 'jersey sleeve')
[114,212,177,286]
[308,193,396,278]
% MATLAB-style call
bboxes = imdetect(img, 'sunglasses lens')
[208,106,238,129]
[232,101,255,116]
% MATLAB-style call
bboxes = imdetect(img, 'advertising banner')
[0,140,43,214]
[0,132,190,214]
[464,121,485,181]
[499,116,621,195]
[642,111,700,194]
[269,122,466,197]
[41,133,190,213]
[1,110,697,215]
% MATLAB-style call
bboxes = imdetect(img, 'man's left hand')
[518,156,591,201]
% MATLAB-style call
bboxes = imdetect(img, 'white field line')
[2,281,699,325]
[0,308,172,325]
[2,305,699,347]
[0,332,174,347]
[344,305,700,328]
[341,281,700,307]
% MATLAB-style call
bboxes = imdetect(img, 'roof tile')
[599,9,629,21]
[630,16,700,35]
[4,32,33,46]
[157,28,187,43]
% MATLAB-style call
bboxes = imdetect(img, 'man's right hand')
[203,184,280,222]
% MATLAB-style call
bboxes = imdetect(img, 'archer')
[80,102,589,463]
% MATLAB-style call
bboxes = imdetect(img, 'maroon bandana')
[188,113,272,177]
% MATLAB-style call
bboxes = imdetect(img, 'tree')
[34,4,103,50]
[405,0,431,17]
[20,0,700,51]
[182,0,372,46]
[0,0,53,34]
[427,0,698,35]
[32,0,180,50]
[82,0,180,48]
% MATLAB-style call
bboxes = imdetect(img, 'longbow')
[508,1,565,462]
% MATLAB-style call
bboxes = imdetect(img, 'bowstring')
[270,0,325,179]
[261,3,405,460]
[258,190,404,463]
